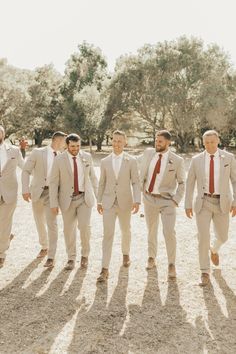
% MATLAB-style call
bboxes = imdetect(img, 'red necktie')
[209,155,214,194]
[73,156,79,195]
[148,154,162,193]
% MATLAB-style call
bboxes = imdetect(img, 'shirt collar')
[155,149,169,158]
[112,151,124,159]
[205,149,219,158]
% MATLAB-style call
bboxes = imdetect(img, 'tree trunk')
[89,137,93,154]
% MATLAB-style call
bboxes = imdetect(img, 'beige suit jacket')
[0,144,24,204]
[22,147,50,202]
[49,150,98,212]
[185,149,236,213]
[97,152,141,210]
[139,148,185,205]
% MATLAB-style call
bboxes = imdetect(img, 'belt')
[72,191,84,196]
[146,191,162,198]
[204,193,220,199]
[43,186,49,190]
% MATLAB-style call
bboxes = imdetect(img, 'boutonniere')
[82,159,90,167]
[220,155,225,159]
[168,159,173,164]
[124,155,130,161]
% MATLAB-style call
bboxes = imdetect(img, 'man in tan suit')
[22,131,66,267]
[49,133,98,270]
[97,130,141,282]
[140,130,185,278]
[185,130,236,286]
[0,126,24,268]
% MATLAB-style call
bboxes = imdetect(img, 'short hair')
[66,133,81,145]
[0,125,5,136]
[112,130,126,138]
[156,130,171,141]
[52,131,67,140]
[203,130,219,139]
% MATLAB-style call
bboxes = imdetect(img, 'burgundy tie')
[73,156,79,195]
[209,155,214,194]
[148,154,162,193]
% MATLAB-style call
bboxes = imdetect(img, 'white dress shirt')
[0,143,8,172]
[146,150,169,194]
[67,151,85,192]
[112,151,124,179]
[204,150,220,195]
[46,145,57,186]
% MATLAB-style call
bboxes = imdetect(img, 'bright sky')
[1,0,236,73]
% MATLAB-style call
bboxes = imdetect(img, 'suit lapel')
[117,153,129,180]
[64,152,73,177]
[160,150,174,183]
[219,150,226,193]
[107,154,117,180]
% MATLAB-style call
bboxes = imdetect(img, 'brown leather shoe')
[97,268,109,282]
[64,260,75,271]
[0,258,5,268]
[44,258,54,268]
[168,264,176,279]
[146,257,156,270]
[199,273,210,287]
[211,251,219,266]
[37,249,48,258]
[123,255,131,267]
[80,256,88,269]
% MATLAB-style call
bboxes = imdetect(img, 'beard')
[156,146,167,152]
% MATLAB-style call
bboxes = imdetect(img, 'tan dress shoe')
[80,256,88,269]
[37,249,48,258]
[199,273,210,287]
[168,264,176,279]
[146,257,156,270]
[210,251,219,266]
[44,258,54,268]
[123,255,131,267]
[0,258,5,268]
[97,268,109,282]
[64,260,75,270]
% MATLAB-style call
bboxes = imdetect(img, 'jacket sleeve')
[131,158,141,203]
[230,154,236,207]
[97,160,106,204]
[21,149,37,194]
[49,159,60,208]
[184,158,196,209]
[172,157,185,205]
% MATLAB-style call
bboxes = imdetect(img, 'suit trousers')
[102,200,132,269]
[62,194,92,260]
[32,189,58,258]
[196,196,229,273]
[0,198,16,258]
[143,193,176,264]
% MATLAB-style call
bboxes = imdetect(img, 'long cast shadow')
[68,266,129,354]
[125,270,209,353]
[202,269,236,353]
[0,260,87,353]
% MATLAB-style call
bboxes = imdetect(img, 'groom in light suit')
[97,130,141,282]
[185,130,236,286]
[49,133,98,270]
[140,130,185,278]
[0,126,24,268]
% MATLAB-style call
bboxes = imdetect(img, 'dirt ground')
[0,152,236,354]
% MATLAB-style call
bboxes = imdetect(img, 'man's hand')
[22,193,31,202]
[131,203,140,214]
[97,204,103,215]
[51,207,59,215]
[185,208,193,219]
[230,206,236,217]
